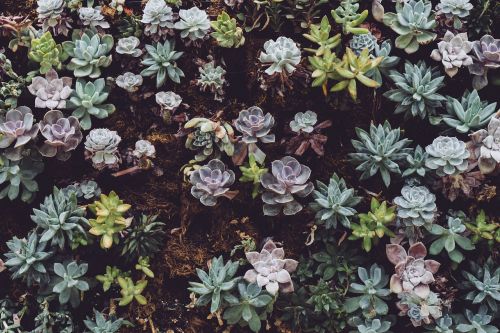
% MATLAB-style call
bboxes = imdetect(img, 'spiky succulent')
[83,310,128,333]
[28,69,72,109]
[174,7,211,42]
[456,305,498,333]
[349,121,412,187]
[383,0,437,54]
[302,16,341,56]
[331,0,369,35]
[210,12,245,48]
[141,0,176,40]
[384,62,446,120]
[84,128,121,170]
[468,35,500,90]
[140,40,184,87]
[184,118,234,162]
[461,257,500,312]
[349,33,377,55]
[38,110,83,161]
[115,72,143,92]
[62,28,113,78]
[402,145,429,178]
[115,36,142,57]
[394,185,437,228]
[117,277,148,306]
[470,116,500,174]
[397,291,443,327]
[429,215,474,263]
[259,37,301,76]
[52,261,89,308]
[425,136,470,176]
[28,31,67,74]
[120,214,165,260]
[430,31,473,77]
[196,62,227,101]
[189,159,237,206]
[0,155,44,203]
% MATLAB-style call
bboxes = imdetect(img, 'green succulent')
[52,261,89,308]
[83,309,129,333]
[384,61,446,121]
[62,28,113,78]
[223,282,273,333]
[312,242,364,283]
[309,49,341,95]
[456,305,498,333]
[239,154,268,199]
[0,155,44,203]
[135,256,154,279]
[303,16,341,56]
[349,198,396,252]
[306,280,341,314]
[424,315,454,333]
[465,210,499,245]
[117,277,148,306]
[116,14,143,39]
[210,12,245,48]
[331,0,369,35]
[383,0,437,54]
[96,266,123,292]
[184,118,235,162]
[3,231,52,287]
[429,215,475,264]
[0,298,22,333]
[349,121,412,187]
[28,31,67,74]
[140,40,184,87]
[366,40,401,85]
[32,300,75,333]
[349,318,392,333]
[0,80,23,113]
[461,257,500,312]
[120,214,166,260]
[31,187,88,250]
[402,145,429,178]
[67,78,116,130]
[88,191,132,249]
[188,256,240,313]
[309,173,362,229]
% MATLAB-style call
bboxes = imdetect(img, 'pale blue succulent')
[52,261,89,308]
[0,155,44,203]
[141,40,184,87]
[394,185,437,227]
[425,136,469,176]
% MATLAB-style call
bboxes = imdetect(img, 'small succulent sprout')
[78,1,109,29]
[470,116,500,174]
[195,61,227,101]
[116,36,142,57]
[174,7,211,42]
[468,35,500,90]
[96,265,123,291]
[260,156,314,216]
[83,309,128,333]
[28,31,67,74]
[62,28,113,78]
[0,155,44,202]
[244,239,298,295]
[331,0,369,35]
[461,257,500,312]
[397,291,443,327]
[141,0,176,40]
[141,40,184,87]
[239,154,268,199]
[84,128,122,170]
[456,305,498,333]
[290,110,317,133]
[384,62,446,121]
[394,185,437,228]
[210,11,245,48]
[63,180,101,201]
[67,78,116,130]
[184,117,235,162]
[0,106,39,152]
[425,136,470,176]
[155,91,182,111]
[349,32,377,55]
[28,69,72,109]
[133,140,156,159]
[38,110,82,161]
[348,318,392,333]
[430,31,473,77]
[117,277,148,306]
[383,0,437,54]
[429,215,475,264]
[259,37,301,76]
[52,261,89,308]
[465,210,499,245]
[403,145,429,178]
[189,159,237,206]
[386,242,440,298]
[302,16,341,56]
[135,256,154,278]
[115,72,143,92]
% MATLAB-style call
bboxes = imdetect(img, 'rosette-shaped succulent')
[196,62,227,101]
[397,291,443,327]
[141,0,176,40]
[470,116,500,174]
[0,155,44,202]
[384,62,446,120]
[116,72,143,92]
[28,69,72,109]
[430,31,473,77]
[243,239,298,295]
[259,37,301,75]
[394,185,437,227]
[67,78,115,130]
[260,156,313,216]
[349,32,377,55]
[0,107,39,151]
[78,3,109,29]
[36,0,70,35]
[189,159,236,206]
[383,0,437,54]
[234,106,275,144]
[290,111,317,133]
[468,35,500,90]
[436,0,473,18]
[155,91,181,111]
[425,136,469,176]
[116,37,142,57]
[174,7,211,42]
[367,40,401,84]
[141,40,184,87]
[386,242,440,298]
[84,128,121,170]
[210,12,245,48]
[133,140,155,159]
[184,118,235,162]
[38,110,82,161]
[62,28,113,78]
[402,145,429,178]
[28,31,67,74]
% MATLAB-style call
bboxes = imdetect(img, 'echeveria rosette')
[140,40,185,87]
[141,0,176,40]
[290,111,317,133]
[0,107,39,153]
[349,32,377,55]
[28,69,72,109]
[468,35,500,90]
[461,258,500,312]
[116,72,143,92]
[52,261,89,308]
[84,128,121,170]
[115,37,142,57]
[425,136,470,177]
[0,155,44,203]
[78,4,110,29]
[456,305,498,333]
[436,0,473,19]
[189,159,237,206]
[174,7,211,42]
[259,37,301,76]
[430,31,473,77]
[28,31,68,75]
[155,91,182,111]
[394,185,437,227]
[470,116,500,174]
[38,110,82,161]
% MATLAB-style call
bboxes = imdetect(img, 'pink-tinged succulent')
[243,239,298,295]
[468,35,500,90]
[469,116,500,174]
[234,106,275,145]
[386,242,440,298]
[0,106,39,150]
[189,159,238,206]
[38,110,82,161]
[28,69,72,109]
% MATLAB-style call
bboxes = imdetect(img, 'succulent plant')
[367,40,401,84]
[195,61,227,101]
[313,241,364,283]
[394,185,437,228]
[436,0,473,28]
[430,31,473,77]
[429,215,474,263]
[456,305,498,333]
[62,29,113,78]
[468,35,500,90]
[141,40,184,87]
[28,69,72,109]
[135,256,154,278]
[28,31,67,74]
[37,110,82,161]
[188,256,240,313]
[470,116,500,174]
[88,191,132,249]
[348,318,392,333]
[349,198,396,252]
[83,310,128,333]
[384,62,446,120]
[120,214,165,260]
[239,154,268,199]
[117,277,148,306]
[350,121,412,187]
[115,36,142,57]
[308,49,341,94]
[174,7,211,42]
[141,0,176,40]
[397,291,443,327]
[302,16,341,56]
[0,298,22,332]
[290,111,317,133]
[52,261,89,308]
[259,37,301,76]
[425,136,470,176]
[115,72,143,92]
[243,239,298,295]
[306,279,341,315]
[133,140,156,159]
[63,179,101,201]
[386,242,440,298]
[78,1,109,29]
[84,128,121,170]
[210,12,245,48]
[96,265,123,292]
[331,0,369,35]
[402,146,429,178]
[260,156,313,216]
[0,155,44,202]
[223,282,273,333]
[461,257,500,312]
[37,0,71,36]
[383,0,437,54]
[0,107,39,153]
[423,315,454,333]
[4,231,51,286]
[189,159,237,206]
[184,118,235,162]
[155,91,181,111]
[466,210,499,245]
[349,33,377,55]
[67,78,116,130]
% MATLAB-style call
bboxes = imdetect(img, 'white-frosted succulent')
[430,31,473,77]
[133,140,156,159]
[259,37,301,75]
[116,72,143,92]
[290,111,317,133]
[470,116,500,174]
[196,62,227,101]
[27,69,72,109]
[174,7,211,42]
[37,0,64,22]
[425,136,470,176]
[155,91,182,111]
[141,0,176,39]
[116,37,142,57]
[84,128,121,170]
[436,0,473,18]
[78,5,109,29]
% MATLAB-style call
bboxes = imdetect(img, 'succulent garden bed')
[0,0,499,332]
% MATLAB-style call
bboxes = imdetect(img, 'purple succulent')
[260,156,313,216]
[0,106,39,150]
[189,159,237,206]
[27,69,72,109]
[468,35,500,90]
[38,110,82,161]
[243,239,298,295]
[234,106,275,144]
